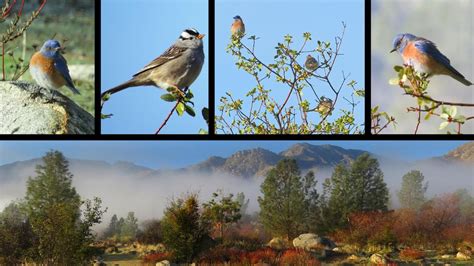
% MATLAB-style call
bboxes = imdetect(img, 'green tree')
[203,190,242,241]
[104,214,119,239]
[23,150,106,265]
[322,153,389,230]
[236,192,249,217]
[397,170,428,210]
[161,194,211,263]
[137,219,162,244]
[0,202,35,265]
[120,212,139,242]
[258,159,319,239]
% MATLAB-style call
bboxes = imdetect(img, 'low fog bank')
[0,158,472,228]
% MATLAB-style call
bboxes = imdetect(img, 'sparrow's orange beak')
[197,34,205,40]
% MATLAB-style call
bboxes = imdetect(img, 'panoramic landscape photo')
[0,141,473,265]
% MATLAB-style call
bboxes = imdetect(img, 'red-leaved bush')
[280,249,320,266]
[399,248,425,261]
[142,252,171,263]
[246,247,278,264]
[394,193,467,248]
[332,211,396,247]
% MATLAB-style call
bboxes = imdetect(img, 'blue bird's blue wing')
[413,38,451,66]
[54,54,80,94]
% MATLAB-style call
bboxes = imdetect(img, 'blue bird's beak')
[390,48,397,53]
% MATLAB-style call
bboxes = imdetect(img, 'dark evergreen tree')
[23,150,106,265]
[397,170,428,210]
[258,159,319,239]
[0,202,35,265]
[322,153,389,230]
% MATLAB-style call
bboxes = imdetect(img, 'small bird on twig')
[231,15,245,37]
[30,39,79,95]
[305,54,318,71]
[102,28,205,101]
[391,33,472,86]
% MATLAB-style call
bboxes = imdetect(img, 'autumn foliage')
[333,193,473,251]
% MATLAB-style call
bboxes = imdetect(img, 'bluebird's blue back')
[391,33,472,86]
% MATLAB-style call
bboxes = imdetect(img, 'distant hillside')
[444,142,474,163]
[188,143,367,177]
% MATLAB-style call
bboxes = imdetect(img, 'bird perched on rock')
[305,54,318,71]
[391,33,472,86]
[102,28,205,99]
[30,39,79,95]
[231,15,245,37]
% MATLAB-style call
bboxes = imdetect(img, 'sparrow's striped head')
[180,28,205,40]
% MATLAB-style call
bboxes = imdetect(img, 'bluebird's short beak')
[390,48,396,53]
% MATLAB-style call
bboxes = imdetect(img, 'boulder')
[292,233,336,251]
[69,64,94,82]
[0,81,94,134]
[156,260,170,266]
[369,253,386,264]
[441,254,453,259]
[268,237,287,250]
[456,251,471,260]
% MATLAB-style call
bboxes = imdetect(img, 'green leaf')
[202,107,209,122]
[101,113,113,119]
[102,93,111,102]
[393,65,404,72]
[439,121,449,130]
[198,129,208,134]
[161,94,177,102]
[176,102,185,116]
[388,78,399,85]
[185,104,196,117]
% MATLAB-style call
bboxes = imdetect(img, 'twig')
[155,87,189,134]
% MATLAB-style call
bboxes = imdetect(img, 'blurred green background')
[371,0,473,134]
[0,0,94,115]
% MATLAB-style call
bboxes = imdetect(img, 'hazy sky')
[101,0,208,134]
[0,141,467,169]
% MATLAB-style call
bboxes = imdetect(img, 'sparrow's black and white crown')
[180,28,200,40]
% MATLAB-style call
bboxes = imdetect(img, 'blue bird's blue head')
[233,15,242,20]
[40,39,62,58]
[391,33,416,53]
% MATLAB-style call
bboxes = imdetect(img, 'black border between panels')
[0,0,472,141]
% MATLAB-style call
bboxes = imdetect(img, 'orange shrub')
[399,248,425,261]
[197,247,243,264]
[246,247,278,264]
[332,211,396,247]
[142,252,171,263]
[280,249,320,266]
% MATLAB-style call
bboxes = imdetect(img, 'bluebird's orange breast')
[30,52,66,88]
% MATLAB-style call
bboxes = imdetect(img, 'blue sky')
[101,0,208,134]
[215,0,365,133]
[0,141,467,169]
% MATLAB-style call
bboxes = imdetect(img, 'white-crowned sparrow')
[305,54,318,71]
[102,28,205,97]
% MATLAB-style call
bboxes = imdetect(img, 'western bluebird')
[30,39,80,95]
[391,33,472,86]
[305,54,318,71]
[231,15,245,36]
